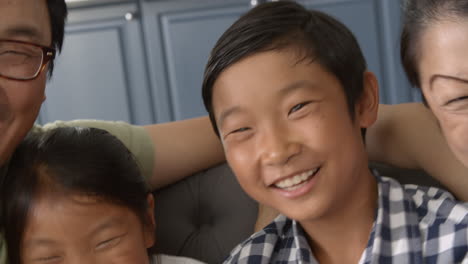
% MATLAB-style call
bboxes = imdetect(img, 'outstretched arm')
[37,117,224,189]
[144,116,225,189]
[366,103,468,201]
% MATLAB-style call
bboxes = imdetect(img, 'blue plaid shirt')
[224,176,468,263]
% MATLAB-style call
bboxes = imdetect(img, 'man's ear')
[144,193,156,248]
[357,71,379,128]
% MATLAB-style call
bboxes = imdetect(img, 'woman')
[401,0,468,166]
[366,0,468,202]
[0,127,204,264]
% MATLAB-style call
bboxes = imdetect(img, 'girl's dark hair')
[202,1,367,137]
[46,0,68,78]
[401,0,468,90]
[0,127,152,264]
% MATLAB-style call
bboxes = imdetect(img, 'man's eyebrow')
[429,74,468,89]
[2,25,44,43]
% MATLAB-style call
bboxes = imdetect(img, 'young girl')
[0,127,204,264]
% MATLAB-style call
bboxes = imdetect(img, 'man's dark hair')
[401,0,468,91]
[0,127,153,264]
[202,1,367,136]
[47,0,68,77]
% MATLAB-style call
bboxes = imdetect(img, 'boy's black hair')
[0,127,153,264]
[46,0,68,77]
[202,1,367,136]
[401,0,468,91]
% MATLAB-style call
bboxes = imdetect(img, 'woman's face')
[20,194,155,264]
[418,18,468,167]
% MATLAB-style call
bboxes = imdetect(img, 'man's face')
[0,0,52,164]
[212,50,378,222]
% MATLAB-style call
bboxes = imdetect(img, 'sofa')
[153,162,442,263]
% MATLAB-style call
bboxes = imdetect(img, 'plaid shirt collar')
[224,175,468,263]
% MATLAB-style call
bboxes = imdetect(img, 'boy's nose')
[259,127,301,167]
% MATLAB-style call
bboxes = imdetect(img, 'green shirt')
[0,120,155,264]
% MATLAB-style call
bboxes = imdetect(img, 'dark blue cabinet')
[39,2,154,125]
[140,0,248,122]
[141,0,413,122]
[300,0,413,104]
[39,0,412,125]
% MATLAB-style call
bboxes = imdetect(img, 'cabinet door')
[142,0,412,123]
[39,3,154,125]
[141,0,248,122]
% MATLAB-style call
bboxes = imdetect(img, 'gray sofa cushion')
[154,163,257,264]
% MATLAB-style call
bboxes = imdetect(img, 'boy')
[201,2,468,263]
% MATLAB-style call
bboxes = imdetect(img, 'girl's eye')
[288,102,310,115]
[36,256,61,263]
[95,236,122,251]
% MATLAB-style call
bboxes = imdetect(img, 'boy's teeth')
[274,168,317,189]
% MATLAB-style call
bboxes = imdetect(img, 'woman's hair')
[401,0,468,90]
[0,127,152,264]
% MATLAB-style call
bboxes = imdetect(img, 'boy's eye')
[223,127,251,140]
[288,102,310,115]
[230,127,250,134]
[95,235,123,251]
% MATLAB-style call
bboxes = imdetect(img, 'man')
[0,0,224,262]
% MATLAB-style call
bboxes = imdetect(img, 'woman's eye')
[95,236,122,251]
[288,102,310,115]
[447,96,468,105]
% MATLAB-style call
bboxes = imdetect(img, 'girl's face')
[418,18,468,167]
[20,194,155,264]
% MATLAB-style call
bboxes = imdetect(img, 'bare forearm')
[367,103,468,201]
[144,116,225,189]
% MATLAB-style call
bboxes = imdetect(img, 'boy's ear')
[357,71,379,128]
[144,194,156,248]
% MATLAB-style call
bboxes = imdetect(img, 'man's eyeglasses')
[0,39,55,81]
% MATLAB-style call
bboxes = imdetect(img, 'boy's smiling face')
[212,50,378,222]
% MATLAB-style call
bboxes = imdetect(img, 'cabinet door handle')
[250,0,277,7]
[125,12,138,21]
